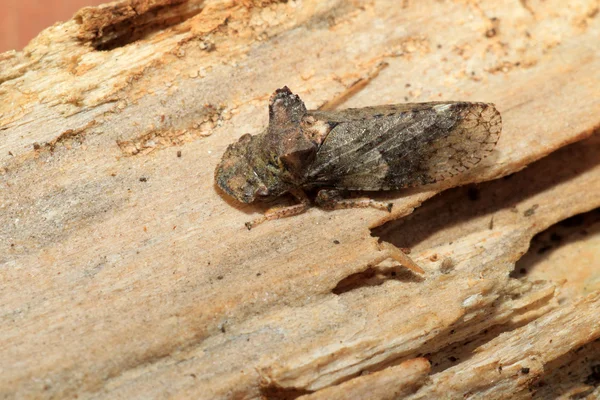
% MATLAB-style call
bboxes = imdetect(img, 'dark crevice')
[332,264,424,295]
[512,207,600,278]
[260,384,312,400]
[79,2,206,51]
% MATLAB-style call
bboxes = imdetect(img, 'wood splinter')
[377,241,425,275]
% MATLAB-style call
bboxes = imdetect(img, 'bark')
[1,0,599,399]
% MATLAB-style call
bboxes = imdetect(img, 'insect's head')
[215,87,307,205]
[215,134,271,204]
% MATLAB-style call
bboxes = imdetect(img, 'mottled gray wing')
[304,102,501,191]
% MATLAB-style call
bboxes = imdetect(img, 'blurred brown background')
[0,0,106,53]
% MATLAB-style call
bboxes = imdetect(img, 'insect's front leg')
[315,189,393,212]
[245,189,311,230]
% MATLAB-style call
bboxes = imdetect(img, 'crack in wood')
[75,0,205,51]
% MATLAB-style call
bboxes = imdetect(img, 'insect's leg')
[377,241,425,275]
[315,189,393,212]
[245,189,311,230]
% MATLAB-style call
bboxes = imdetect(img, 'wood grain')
[1,0,599,398]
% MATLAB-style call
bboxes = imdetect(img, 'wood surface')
[1,0,599,399]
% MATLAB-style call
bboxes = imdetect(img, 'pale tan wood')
[298,358,431,400]
[1,0,599,399]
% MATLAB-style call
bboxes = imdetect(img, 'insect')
[215,87,501,229]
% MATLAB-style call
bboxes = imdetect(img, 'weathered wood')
[1,0,599,399]
[298,358,431,400]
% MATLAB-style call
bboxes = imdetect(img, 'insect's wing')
[305,102,501,190]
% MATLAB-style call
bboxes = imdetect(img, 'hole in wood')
[77,2,204,51]
[512,207,600,299]
[332,264,424,295]
[259,384,311,400]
